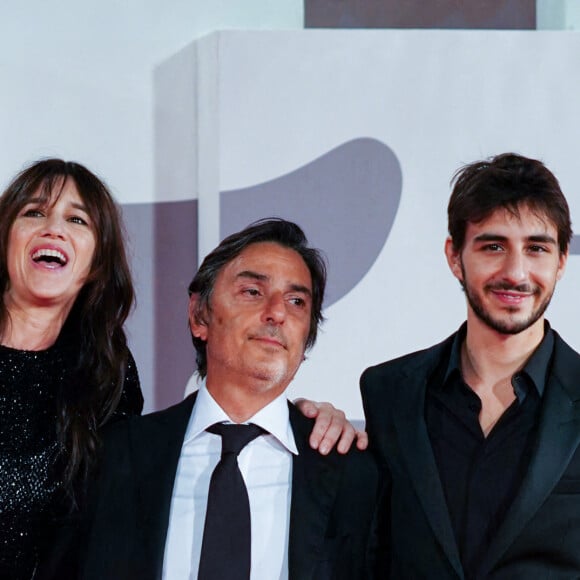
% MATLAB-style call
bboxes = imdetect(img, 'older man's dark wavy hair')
[188,218,327,378]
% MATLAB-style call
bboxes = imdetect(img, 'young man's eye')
[483,243,502,252]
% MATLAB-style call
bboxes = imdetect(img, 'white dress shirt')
[162,383,298,580]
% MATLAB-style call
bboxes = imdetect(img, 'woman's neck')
[1,297,70,350]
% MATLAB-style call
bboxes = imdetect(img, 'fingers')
[294,398,330,451]
[314,403,349,454]
[334,419,356,455]
[295,399,369,455]
[293,397,320,419]
[305,401,333,453]
[298,400,347,455]
[355,429,369,451]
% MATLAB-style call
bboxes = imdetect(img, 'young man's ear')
[444,237,463,283]
[556,249,569,281]
[188,293,208,341]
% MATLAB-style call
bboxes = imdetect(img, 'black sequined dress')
[0,335,143,580]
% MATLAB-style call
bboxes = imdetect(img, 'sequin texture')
[0,339,143,579]
[0,342,65,579]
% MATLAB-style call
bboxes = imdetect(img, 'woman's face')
[5,179,96,313]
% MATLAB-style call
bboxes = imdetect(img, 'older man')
[81,218,379,580]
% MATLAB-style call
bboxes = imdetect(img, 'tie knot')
[207,422,265,456]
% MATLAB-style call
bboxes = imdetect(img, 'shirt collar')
[184,380,298,455]
[519,321,554,397]
[443,320,555,398]
[443,322,467,386]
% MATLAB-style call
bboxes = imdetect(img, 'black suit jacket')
[361,329,580,579]
[80,393,380,579]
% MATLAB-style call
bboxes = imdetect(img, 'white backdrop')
[2,16,580,417]
[0,2,302,202]
[191,30,580,418]
[0,2,302,412]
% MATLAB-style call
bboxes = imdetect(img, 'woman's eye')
[22,209,44,218]
[68,216,88,225]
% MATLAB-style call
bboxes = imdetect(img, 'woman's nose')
[41,214,66,239]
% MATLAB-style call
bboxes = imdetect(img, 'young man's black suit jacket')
[361,328,580,579]
[80,392,380,580]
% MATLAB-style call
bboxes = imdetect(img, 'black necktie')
[198,422,265,580]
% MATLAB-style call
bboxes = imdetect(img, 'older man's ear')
[188,293,208,341]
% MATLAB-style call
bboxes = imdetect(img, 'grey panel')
[123,200,198,413]
[146,40,199,411]
[305,0,536,29]
[220,138,402,307]
[123,203,156,412]
[152,200,198,411]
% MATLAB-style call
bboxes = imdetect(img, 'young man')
[82,219,379,580]
[362,153,580,578]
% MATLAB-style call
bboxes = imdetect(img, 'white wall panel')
[193,30,580,418]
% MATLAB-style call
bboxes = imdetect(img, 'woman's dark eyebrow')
[22,198,89,213]
[70,202,89,213]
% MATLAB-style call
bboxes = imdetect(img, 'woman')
[0,159,143,579]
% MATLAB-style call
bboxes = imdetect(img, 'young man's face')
[445,204,568,335]
[190,241,313,402]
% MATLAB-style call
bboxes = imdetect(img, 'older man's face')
[192,242,313,405]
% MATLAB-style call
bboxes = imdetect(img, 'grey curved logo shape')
[220,138,402,307]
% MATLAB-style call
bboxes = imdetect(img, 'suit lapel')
[391,341,464,579]
[287,403,344,580]
[130,393,197,578]
[479,335,580,575]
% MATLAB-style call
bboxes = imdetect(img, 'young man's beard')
[460,264,554,335]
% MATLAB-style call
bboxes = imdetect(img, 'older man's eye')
[289,297,306,307]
